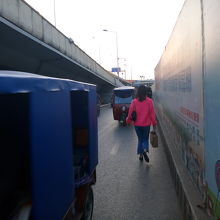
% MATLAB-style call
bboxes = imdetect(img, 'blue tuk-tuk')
[0,71,98,220]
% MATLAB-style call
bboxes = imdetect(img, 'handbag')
[131,111,136,121]
[131,101,137,121]
[150,131,158,148]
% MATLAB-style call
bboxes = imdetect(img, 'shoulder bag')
[131,101,137,121]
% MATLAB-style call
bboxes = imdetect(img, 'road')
[92,106,183,220]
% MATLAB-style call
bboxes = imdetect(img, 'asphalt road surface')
[92,106,183,220]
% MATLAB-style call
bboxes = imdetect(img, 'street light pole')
[103,29,119,79]
[140,75,144,81]
[115,32,120,78]
[119,58,127,80]
[53,0,56,27]
[91,36,101,64]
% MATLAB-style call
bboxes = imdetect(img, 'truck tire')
[81,186,94,220]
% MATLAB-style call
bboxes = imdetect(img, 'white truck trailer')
[154,0,220,218]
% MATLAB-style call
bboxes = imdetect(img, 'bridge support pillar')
[98,85,114,104]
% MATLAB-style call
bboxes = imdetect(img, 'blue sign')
[112,67,121,72]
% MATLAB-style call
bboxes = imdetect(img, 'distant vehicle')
[0,71,98,220]
[110,93,114,108]
[97,93,101,117]
[146,86,152,99]
[112,86,135,126]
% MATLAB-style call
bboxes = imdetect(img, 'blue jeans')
[134,126,150,154]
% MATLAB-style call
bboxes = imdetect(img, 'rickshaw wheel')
[11,200,32,220]
[81,186,94,220]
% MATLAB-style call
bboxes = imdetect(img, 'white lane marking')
[110,143,120,155]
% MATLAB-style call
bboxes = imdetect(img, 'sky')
[25,0,185,80]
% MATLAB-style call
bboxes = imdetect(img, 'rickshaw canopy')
[113,86,135,104]
[0,71,98,220]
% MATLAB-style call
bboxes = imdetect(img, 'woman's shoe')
[143,151,149,163]
[139,154,143,161]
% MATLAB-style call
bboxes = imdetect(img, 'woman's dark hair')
[136,85,147,102]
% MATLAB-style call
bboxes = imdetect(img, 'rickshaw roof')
[0,71,96,93]
[113,86,135,91]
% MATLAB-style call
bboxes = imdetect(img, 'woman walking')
[126,85,157,162]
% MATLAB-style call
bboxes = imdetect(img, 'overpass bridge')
[0,0,129,103]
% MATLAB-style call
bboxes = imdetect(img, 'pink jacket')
[126,98,157,126]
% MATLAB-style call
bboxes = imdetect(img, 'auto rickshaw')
[112,86,135,126]
[0,71,98,220]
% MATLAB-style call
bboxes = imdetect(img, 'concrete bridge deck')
[0,0,128,103]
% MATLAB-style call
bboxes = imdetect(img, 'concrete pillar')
[99,85,114,104]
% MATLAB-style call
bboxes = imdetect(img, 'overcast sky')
[25,0,185,80]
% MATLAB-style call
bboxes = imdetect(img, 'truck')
[154,0,220,218]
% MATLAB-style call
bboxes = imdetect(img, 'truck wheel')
[81,186,94,220]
